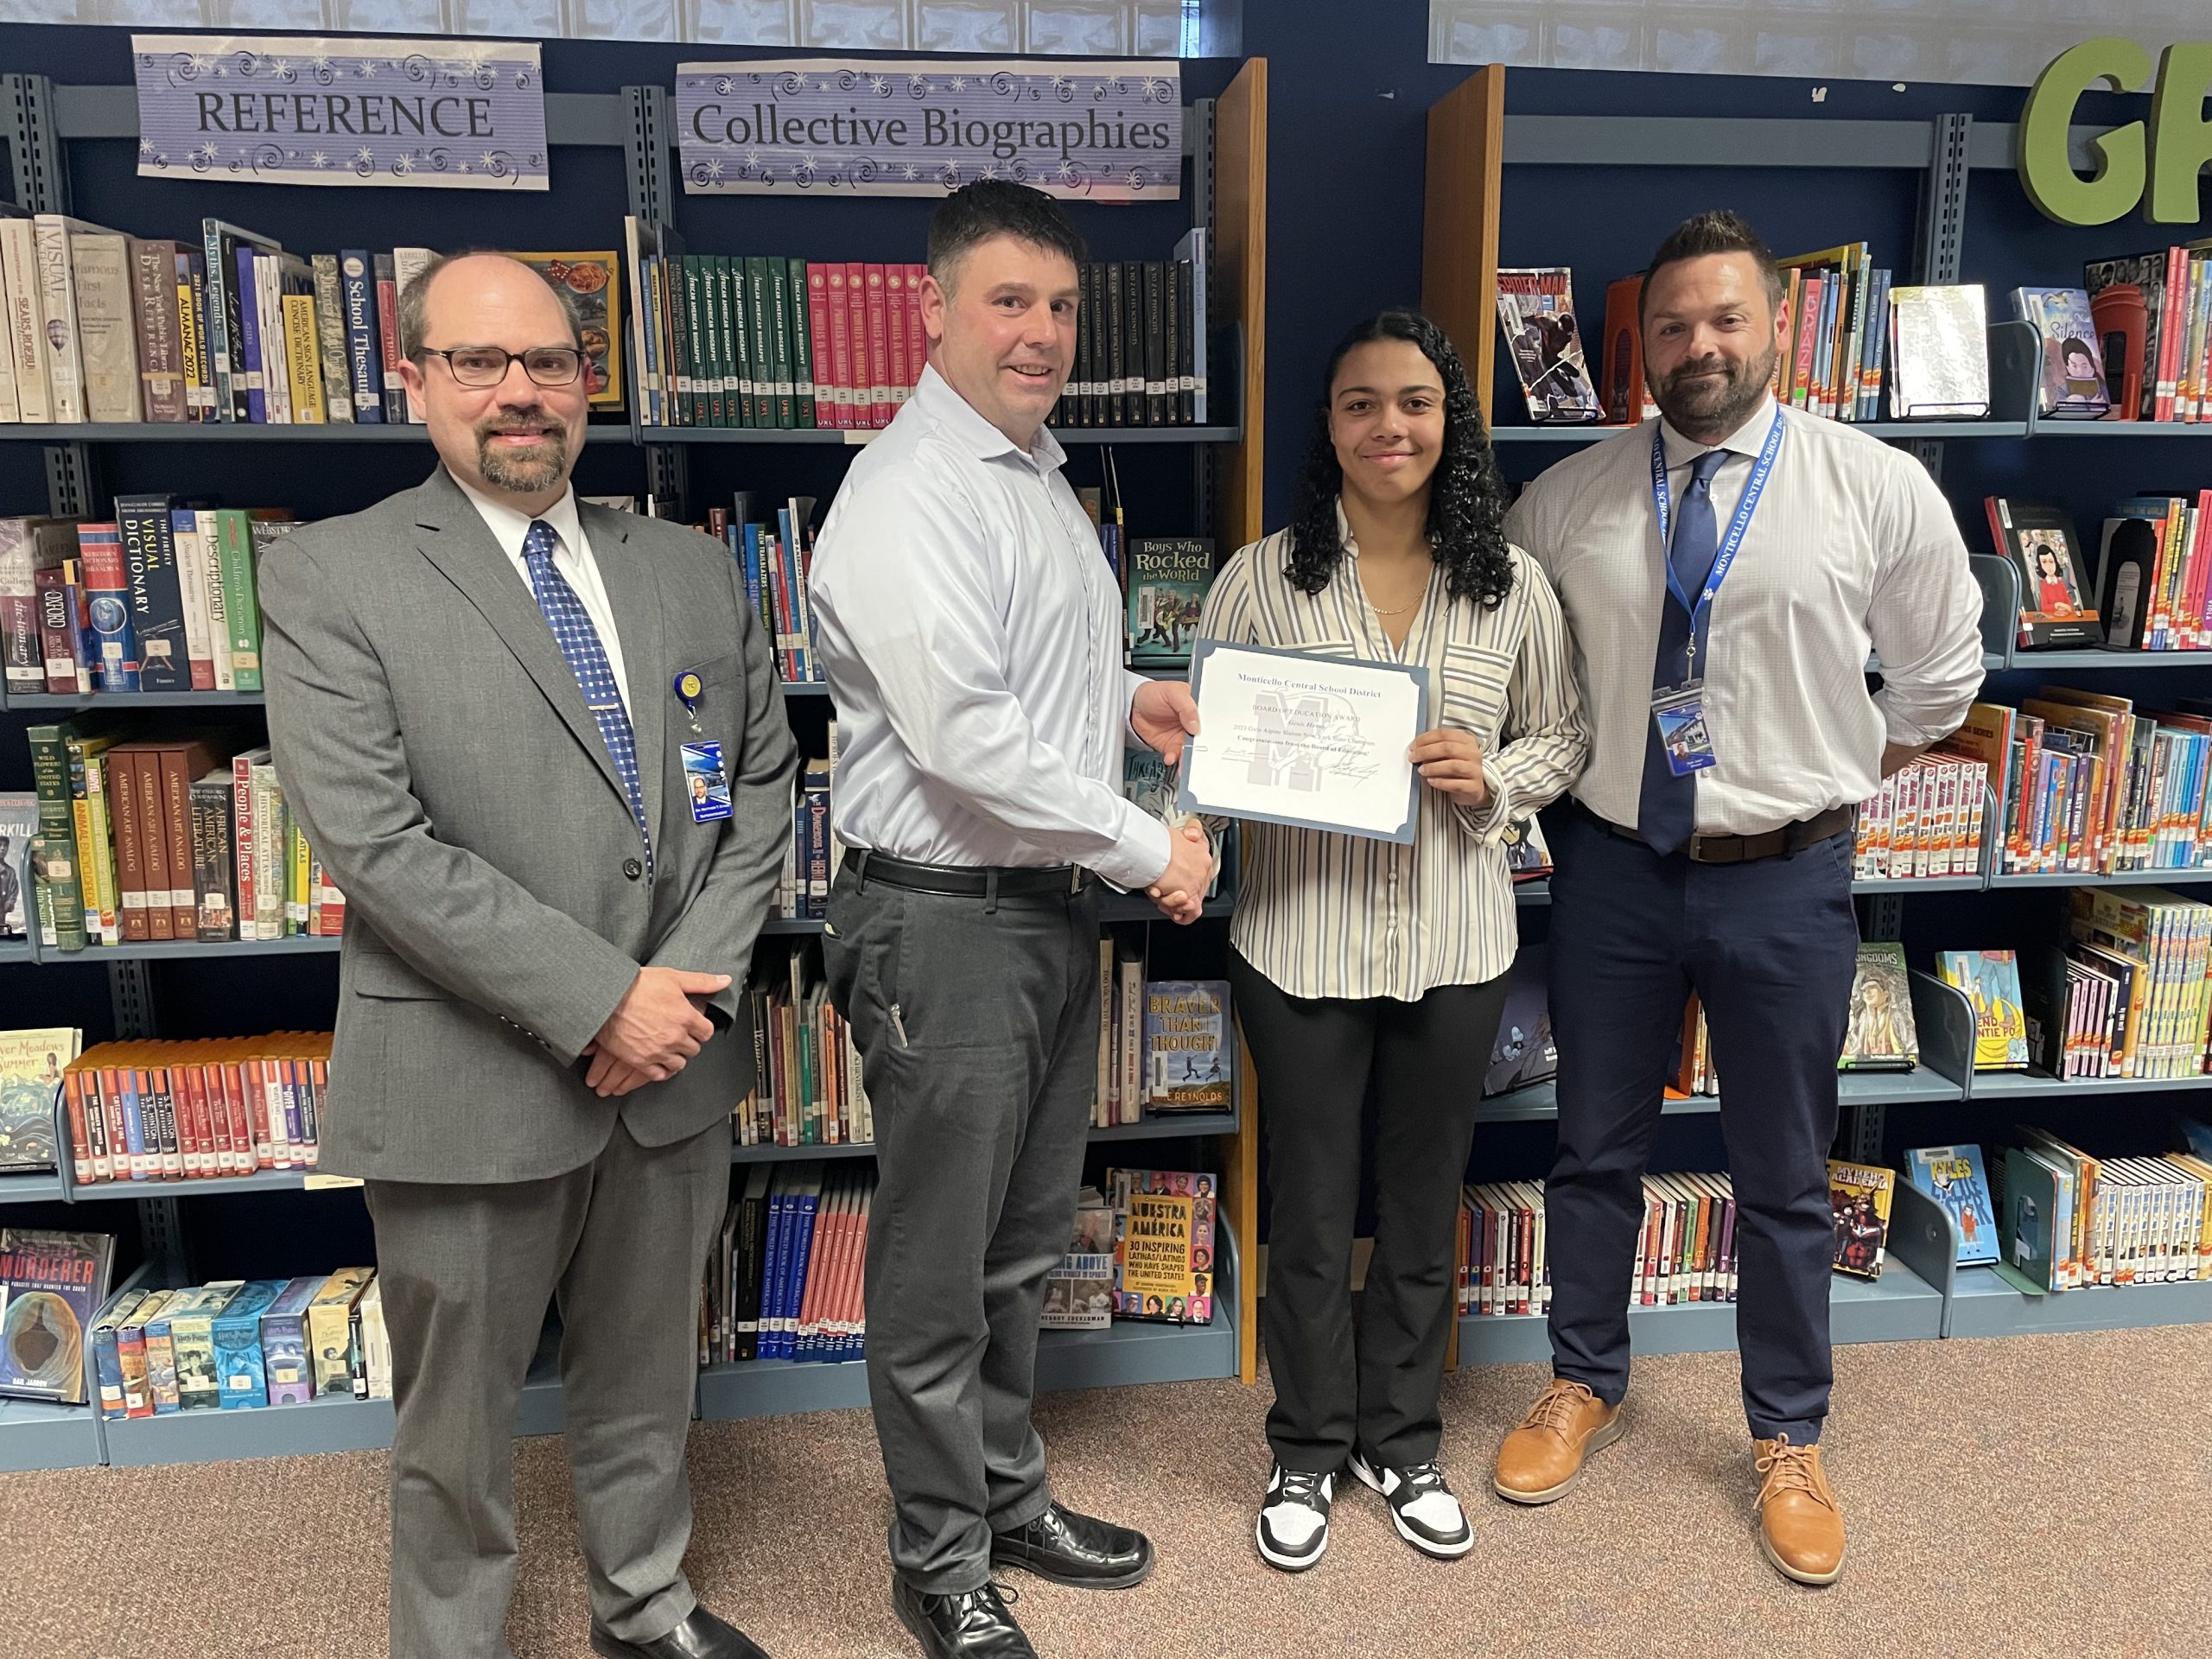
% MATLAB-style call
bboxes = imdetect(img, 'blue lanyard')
[1649,410,1783,680]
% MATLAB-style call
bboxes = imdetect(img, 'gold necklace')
[1363,570,1430,617]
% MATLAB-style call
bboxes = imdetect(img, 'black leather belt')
[843,848,1095,899]
[1580,801,1855,865]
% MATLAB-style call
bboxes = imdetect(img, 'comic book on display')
[1040,1187,1116,1332]
[1904,1145,1999,1266]
[1936,950,2031,1071]
[2012,287,2110,419]
[1107,1168,1217,1325]
[1839,943,1917,1071]
[1124,538,1215,668]
[1826,1161,1895,1281]
[1495,268,1602,423]
[1984,498,2102,649]
[0,1229,116,1402]
[0,1027,78,1173]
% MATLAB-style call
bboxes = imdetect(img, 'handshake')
[1147,818,1214,926]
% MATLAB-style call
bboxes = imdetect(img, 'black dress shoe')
[989,1500,1154,1589]
[589,1605,771,1659]
[892,1578,1037,1659]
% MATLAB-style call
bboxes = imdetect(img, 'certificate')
[1173,640,1431,844]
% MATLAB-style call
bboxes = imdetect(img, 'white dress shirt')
[453,475,631,717]
[1198,506,1587,1001]
[1503,397,1983,836]
[807,365,1173,891]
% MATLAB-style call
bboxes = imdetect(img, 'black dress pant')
[1230,950,1508,1473]
[1543,808,1859,1444]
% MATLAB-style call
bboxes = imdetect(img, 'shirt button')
[623,858,644,880]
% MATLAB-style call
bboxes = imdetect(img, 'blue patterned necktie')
[1636,448,1729,857]
[521,518,652,874]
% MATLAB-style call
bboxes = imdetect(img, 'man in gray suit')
[262,252,796,1659]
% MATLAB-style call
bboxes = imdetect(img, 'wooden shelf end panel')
[1421,63,1506,425]
[1215,57,1268,555]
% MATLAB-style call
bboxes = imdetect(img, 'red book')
[60,1071,92,1185]
[862,264,892,430]
[825,264,855,432]
[806,264,835,432]
[909,264,929,384]
[32,565,79,693]
[232,752,257,942]
[2157,244,2189,423]
[219,1055,261,1172]
[375,276,405,423]
[844,263,872,428]
[884,267,911,418]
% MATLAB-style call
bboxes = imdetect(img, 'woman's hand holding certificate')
[1173,640,1433,844]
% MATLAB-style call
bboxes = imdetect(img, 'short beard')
[1651,343,1777,442]
[475,411,570,496]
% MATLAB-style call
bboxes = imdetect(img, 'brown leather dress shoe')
[1492,1378,1624,1503]
[1754,1434,1847,1586]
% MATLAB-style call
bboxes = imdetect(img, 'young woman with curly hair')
[1192,310,1588,1573]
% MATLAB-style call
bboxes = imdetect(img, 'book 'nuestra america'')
[1107,1167,1216,1325]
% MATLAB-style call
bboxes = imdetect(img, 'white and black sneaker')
[1255,1463,1336,1572]
[1350,1451,1473,1560]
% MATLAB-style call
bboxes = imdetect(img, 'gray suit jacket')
[261,467,798,1185]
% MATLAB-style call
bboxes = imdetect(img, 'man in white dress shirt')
[1494,212,1983,1586]
[809,183,1212,1659]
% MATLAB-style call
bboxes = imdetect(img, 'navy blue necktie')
[1637,448,1728,857]
[521,518,652,874]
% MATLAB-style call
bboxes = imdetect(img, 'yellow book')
[282,291,327,425]
[173,264,206,419]
[289,817,309,934]
[305,1268,374,1398]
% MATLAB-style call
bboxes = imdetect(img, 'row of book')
[60,1033,330,1184]
[1455,1173,1744,1318]
[701,1162,873,1365]
[1953,693,2212,877]
[624,218,1210,434]
[1988,491,2212,654]
[2082,243,2212,423]
[23,722,337,952]
[1995,1123,2212,1294]
[93,1268,387,1419]
[1,504,278,698]
[736,948,871,1150]
[709,493,821,684]
[1851,753,1989,882]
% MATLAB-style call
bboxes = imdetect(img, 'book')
[0,1028,79,1174]
[32,213,103,423]
[1599,273,1658,426]
[1826,1161,1895,1280]
[306,1268,374,1398]
[1986,498,2102,649]
[1040,1187,1117,1332]
[2014,285,2110,419]
[0,210,46,422]
[1904,1145,1999,1266]
[1886,283,1990,418]
[210,1279,285,1409]
[1124,537,1215,667]
[1484,942,1556,1096]
[257,1274,322,1405]
[1495,267,1601,423]
[1937,950,2031,1070]
[67,232,143,424]
[509,250,622,411]
[1143,980,1231,1111]
[1107,1167,1217,1324]
[0,792,31,939]
[0,1229,116,1402]
[1840,943,1917,1071]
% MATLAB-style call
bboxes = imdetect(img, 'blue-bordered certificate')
[1173,640,1431,845]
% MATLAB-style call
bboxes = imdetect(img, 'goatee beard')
[1651,344,1777,442]
[476,412,570,496]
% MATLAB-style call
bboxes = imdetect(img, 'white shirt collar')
[451,471,586,561]
[909,362,1069,474]
[1659,393,1780,469]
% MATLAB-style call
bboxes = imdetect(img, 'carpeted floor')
[4,1325,2209,1659]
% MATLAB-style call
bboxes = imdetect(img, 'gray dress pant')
[365,1116,729,1659]
[823,864,1102,1594]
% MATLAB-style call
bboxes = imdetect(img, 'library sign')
[674,59,1181,200]
[130,35,549,190]
[2019,38,2210,226]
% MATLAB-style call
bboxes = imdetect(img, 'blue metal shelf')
[33,936,341,961]
[1476,1066,1961,1123]
[1961,1069,2212,1101]
[3,690,267,709]
[0,939,30,964]
[0,1392,105,1472]
[1947,1268,2212,1339]
[0,422,439,443]
[1487,420,2027,445]
[60,1167,353,1201]
[640,423,1241,446]
[1456,1259,1944,1363]
[1993,649,2212,671]
[734,1113,1240,1165]
[1986,868,2212,888]
[0,1167,69,1204]
[1851,874,1985,893]
[2023,418,2212,438]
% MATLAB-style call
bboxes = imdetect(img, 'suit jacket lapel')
[586,503,667,853]
[409,470,627,808]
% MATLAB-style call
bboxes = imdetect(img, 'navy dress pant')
[1541,806,1859,1444]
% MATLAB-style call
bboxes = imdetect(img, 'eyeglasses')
[420,346,585,388]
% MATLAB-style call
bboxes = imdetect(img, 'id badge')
[1651,682,1717,777]
[681,741,734,823]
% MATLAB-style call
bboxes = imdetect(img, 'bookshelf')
[0,54,1274,1468]
[1422,69,2212,1369]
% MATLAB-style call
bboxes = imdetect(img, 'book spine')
[199,224,234,418]
[804,262,833,431]
[1145,259,1167,426]
[32,565,77,692]
[130,238,188,423]
[234,245,265,422]
[180,250,213,421]
[682,256,710,426]
[0,217,48,421]
[282,286,324,424]
[842,262,870,429]
[862,263,891,429]
[212,510,262,691]
[34,217,89,423]
[711,255,736,428]
[788,257,816,429]
[373,254,404,423]
[168,511,214,690]
[27,725,87,950]
[117,494,188,690]
[157,748,198,938]
[825,264,854,431]
[309,254,352,423]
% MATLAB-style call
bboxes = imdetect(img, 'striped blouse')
[1197,508,1589,1001]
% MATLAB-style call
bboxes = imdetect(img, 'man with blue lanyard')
[1496,212,1983,1585]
